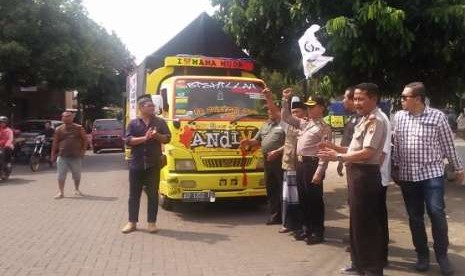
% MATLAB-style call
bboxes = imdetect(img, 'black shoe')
[414,253,430,272]
[306,234,324,245]
[265,219,281,225]
[293,231,306,241]
[340,265,364,275]
[437,256,454,276]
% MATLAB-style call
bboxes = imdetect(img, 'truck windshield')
[174,79,266,120]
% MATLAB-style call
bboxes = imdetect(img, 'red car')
[91,119,124,153]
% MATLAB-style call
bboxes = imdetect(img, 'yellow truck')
[126,55,268,210]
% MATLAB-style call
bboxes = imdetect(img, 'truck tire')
[159,194,174,211]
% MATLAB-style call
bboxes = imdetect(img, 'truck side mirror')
[151,95,164,115]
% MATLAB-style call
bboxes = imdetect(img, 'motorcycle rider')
[41,121,55,158]
[0,116,14,169]
[41,121,55,138]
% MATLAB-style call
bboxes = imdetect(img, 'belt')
[297,155,319,163]
[347,163,380,169]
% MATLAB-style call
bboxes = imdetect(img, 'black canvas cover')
[143,12,249,71]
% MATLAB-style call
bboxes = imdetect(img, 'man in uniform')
[281,88,331,245]
[318,83,388,275]
[240,102,285,225]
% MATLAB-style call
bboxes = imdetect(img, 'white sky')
[82,0,216,64]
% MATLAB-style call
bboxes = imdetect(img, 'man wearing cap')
[240,94,286,225]
[262,88,306,234]
[318,83,388,276]
[121,95,171,234]
[281,88,331,245]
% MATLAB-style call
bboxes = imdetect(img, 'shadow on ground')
[66,194,118,201]
[172,200,268,226]
[387,245,465,275]
[155,228,230,244]
[0,177,35,186]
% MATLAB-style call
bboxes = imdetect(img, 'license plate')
[182,191,215,202]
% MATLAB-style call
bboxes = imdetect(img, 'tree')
[260,68,334,101]
[212,0,465,106]
[0,0,133,119]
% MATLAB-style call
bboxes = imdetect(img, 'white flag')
[298,24,334,78]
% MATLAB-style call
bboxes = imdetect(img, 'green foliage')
[259,68,336,102]
[212,0,465,107]
[0,0,134,119]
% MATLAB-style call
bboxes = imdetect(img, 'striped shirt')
[392,107,463,182]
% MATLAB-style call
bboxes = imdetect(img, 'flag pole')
[303,77,309,100]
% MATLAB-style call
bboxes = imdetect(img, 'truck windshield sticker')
[179,125,259,149]
[174,79,265,118]
[186,81,260,92]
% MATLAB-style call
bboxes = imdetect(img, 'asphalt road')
[1,151,464,276]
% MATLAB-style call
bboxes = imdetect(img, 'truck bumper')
[160,171,266,200]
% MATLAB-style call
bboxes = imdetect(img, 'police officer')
[281,88,331,245]
[318,83,388,276]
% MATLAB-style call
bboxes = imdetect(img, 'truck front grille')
[201,157,253,168]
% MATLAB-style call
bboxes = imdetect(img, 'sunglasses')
[400,95,417,100]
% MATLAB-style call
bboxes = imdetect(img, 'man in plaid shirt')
[392,82,465,276]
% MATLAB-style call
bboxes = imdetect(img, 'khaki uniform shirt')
[281,98,332,174]
[281,124,300,171]
[348,108,387,164]
[295,119,332,157]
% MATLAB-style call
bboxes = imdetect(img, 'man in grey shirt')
[240,105,285,225]
[339,87,361,176]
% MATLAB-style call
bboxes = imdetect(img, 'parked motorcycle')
[29,135,53,172]
[0,148,12,180]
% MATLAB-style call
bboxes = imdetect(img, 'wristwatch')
[336,153,344,162]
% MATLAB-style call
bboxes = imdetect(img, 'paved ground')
[1,149,465,276]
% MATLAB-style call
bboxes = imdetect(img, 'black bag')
[160,154,167,169]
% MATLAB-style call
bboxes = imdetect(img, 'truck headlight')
[175,159,196,171]
[256,158,264,169]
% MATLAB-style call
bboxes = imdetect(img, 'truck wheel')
[159,194,174,211]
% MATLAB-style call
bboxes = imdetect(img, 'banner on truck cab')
[298,24,334,78]
[165,56,254,71]
[128,73,138,120]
